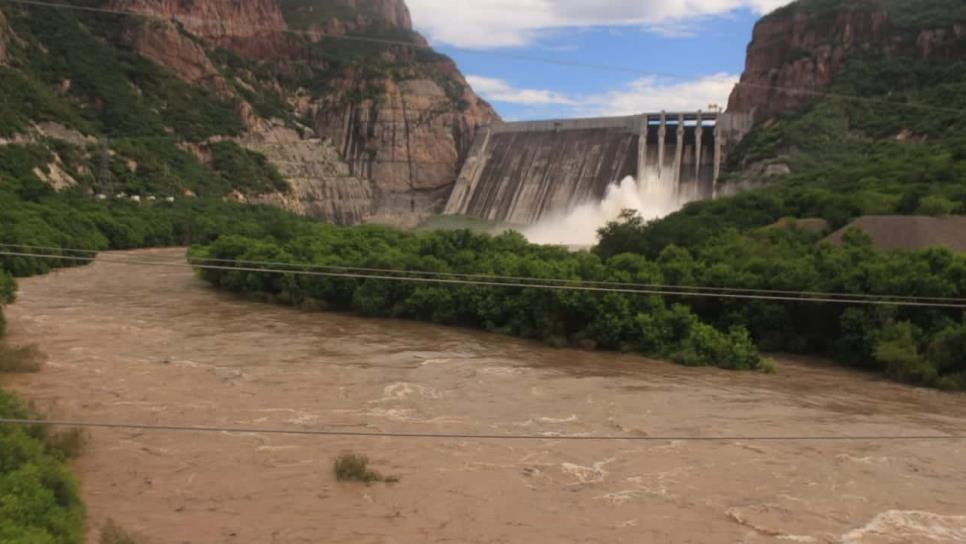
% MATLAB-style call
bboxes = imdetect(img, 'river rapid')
[3,248,966,543]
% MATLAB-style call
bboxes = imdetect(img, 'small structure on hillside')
[824,216,966,252]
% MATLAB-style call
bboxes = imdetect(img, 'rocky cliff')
[0,0,499,225]
[728,0,966,123]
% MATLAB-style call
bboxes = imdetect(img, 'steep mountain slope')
[703,0,966,232]
[590,0,965,390]
[0,0,498,225]
[606,0,966,255]
[729,0,966,123]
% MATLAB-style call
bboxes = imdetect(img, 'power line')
[186,256,966,304]
[2,418,963,442]
[9,0,966,117]
[2,249,965,309]
[2,243,963,304]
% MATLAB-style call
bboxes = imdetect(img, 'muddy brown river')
[3,248,966,543]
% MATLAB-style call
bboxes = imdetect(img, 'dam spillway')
[444,111,752,225]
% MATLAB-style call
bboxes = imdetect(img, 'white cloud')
[582,73,739,116]
[466,76,578,106]
[468,73,738,118]
[407,0,794,48]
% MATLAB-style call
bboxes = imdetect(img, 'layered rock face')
[105,0,499,225]
[728,0,966,123]
[110,0,288,42]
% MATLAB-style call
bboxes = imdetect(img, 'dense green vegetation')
[720,0,966,239]
[0,130,313,544]
[0,192,306,279]
[0,390,85,544]
[0,2,288,198]
[192,225,765,371]
[3,2,243,140]
[597,213,966,389]
[590,0,966,388]
[0,189,85,543]
[767,0,966,31]
[209,142,290,195]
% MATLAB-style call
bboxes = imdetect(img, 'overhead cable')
[8,0,966,116]
[3,243,965,304]
[3,249,965,309]
[2,418,964,442]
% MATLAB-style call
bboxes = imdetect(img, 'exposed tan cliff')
[109,0,288,41]
[102,0,498,225]
[119,19,233,96]
[728,0,966,123]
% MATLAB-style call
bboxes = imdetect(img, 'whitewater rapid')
[521,173,700,246]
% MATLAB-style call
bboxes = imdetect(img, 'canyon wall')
[728,0,966,123]
[30,0,500,225]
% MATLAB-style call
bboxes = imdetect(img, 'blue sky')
[406,0,792,120]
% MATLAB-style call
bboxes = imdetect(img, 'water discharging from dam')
[445,111,752,245]
[522,173,688,246]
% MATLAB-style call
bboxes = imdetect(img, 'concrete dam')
[444,111,752,225]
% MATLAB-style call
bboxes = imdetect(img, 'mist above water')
[521,173,696,247]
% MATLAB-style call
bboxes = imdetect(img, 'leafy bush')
[193,224,764,371]
[0,390,85,544]
[210,142,289,195]
[0,343,43,373]
[333,453,397,484]
[99,520,141,544]
[595,210,966,388]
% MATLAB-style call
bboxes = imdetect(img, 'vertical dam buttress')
[444,112,752,225]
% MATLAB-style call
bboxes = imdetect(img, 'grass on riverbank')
[0,342,44,373]
[99,520,143,544]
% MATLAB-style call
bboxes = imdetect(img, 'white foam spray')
[521,172,699,247]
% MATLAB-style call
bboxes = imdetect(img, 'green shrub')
[671,324,762,370]
[44,428,87,460]
[0,390,85,544]
[99,519,141,544]
[333,453,397,484]
[209,142,289,195]
[759,358,779,375]
[917,195,958,216]
[0,343,44,373]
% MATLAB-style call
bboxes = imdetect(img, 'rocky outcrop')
[241,127,375,224]
[728,0,966,123]
[100,0,498,225]
[119,20,232,96]
[728,2,888,122]
[281,0,413,32]
[108,0,287,41]
[340,0,413,29]
[314,77,493,219]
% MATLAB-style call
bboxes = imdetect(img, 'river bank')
[4,248,966,543]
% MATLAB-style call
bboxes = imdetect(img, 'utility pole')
[97,138,113,198]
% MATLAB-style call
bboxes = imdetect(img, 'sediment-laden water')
[4,249,965,543]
